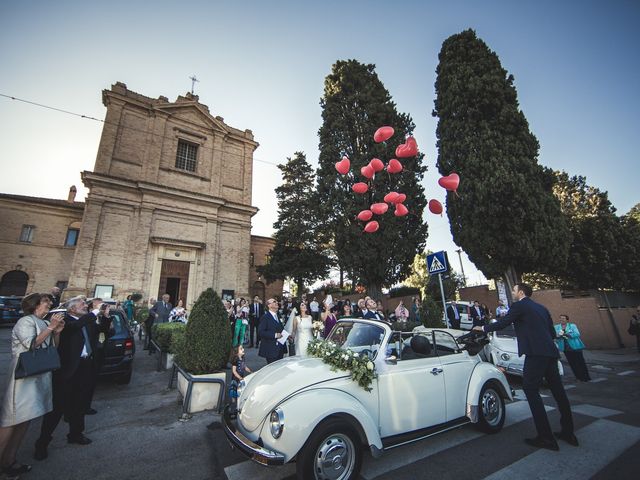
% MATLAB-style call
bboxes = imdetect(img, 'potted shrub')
[174,288,230,414]
[154,323,186,370]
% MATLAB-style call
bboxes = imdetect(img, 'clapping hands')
[49,313,65,333]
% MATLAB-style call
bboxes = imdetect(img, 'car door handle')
[430,368,443,375]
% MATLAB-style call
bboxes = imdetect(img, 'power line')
[0,92,283,167]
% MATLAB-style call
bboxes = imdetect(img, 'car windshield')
[326,321,386,359]
[496,324,516,338]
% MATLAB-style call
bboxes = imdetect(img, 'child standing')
[231,345,252,382]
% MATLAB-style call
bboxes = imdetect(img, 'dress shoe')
[554,431,579,446]
[86,408,98,415]
[34,440,48,461]
[524,436,559,451]
[2,462,32,475]
[67,434,92,445]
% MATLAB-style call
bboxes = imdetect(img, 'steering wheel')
[457,330,486,345]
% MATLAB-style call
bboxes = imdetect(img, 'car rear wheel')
[296,418,362,480]
[475,383,505,434]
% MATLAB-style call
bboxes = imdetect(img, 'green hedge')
[388,286,421,298]
[152,322,186,353]
[175,288,231,374]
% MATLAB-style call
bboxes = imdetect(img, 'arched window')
[0,270,29,296]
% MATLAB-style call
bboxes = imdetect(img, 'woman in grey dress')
[0,293,64,478]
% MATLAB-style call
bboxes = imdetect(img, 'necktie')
[82,326,93,356]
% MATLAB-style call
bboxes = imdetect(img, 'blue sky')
[1,0,638,286]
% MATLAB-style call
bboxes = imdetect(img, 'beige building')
[0,82,282,306]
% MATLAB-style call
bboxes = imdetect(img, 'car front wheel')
[296,418,362,480]
[475,383,505,434]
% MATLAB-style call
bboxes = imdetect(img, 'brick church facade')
[0,82,282,306]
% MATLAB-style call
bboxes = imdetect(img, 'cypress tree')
[258,152,330,294]
[316,59,428,299]
[433,29,570,291]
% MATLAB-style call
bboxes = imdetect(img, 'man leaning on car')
[473,283,578,451]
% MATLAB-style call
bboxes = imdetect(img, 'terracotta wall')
[460,285,637,349]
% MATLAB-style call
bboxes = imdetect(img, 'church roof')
[0,192,85,210]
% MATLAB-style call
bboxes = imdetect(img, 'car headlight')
[236,379,245,398]
[269,408,284,439]
[500,352,511,361]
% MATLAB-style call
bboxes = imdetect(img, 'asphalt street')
[1,324,639,480]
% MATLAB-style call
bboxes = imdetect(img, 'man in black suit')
[473,283,576,451]
[470,300,484,327]
[446,303,461,329]
[249,295,264,348]
[362,298,382,320]
[35,296,97,460]
[258,298,286,364]
[86,298,114,415]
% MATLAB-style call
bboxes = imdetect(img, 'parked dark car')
[0,296,23,324]
[46,306,135,384]
[101,308,135,384]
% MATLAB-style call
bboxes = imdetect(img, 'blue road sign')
[426,251,448,275]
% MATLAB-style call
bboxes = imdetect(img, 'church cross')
[189,75,200,95]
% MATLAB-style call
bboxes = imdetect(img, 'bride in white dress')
[287,302,314,357]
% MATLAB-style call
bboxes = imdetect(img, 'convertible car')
[223,318,512,480]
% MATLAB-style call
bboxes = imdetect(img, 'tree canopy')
[432,29,570,290]
[316,59,428,298]
[257,152,330,293]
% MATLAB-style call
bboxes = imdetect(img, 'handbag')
[15,331,61,379]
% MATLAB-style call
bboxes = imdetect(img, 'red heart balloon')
[395,136,418,158]
[352,182,368,194]
[438,173,460,192]
[361,165,374,179]
[370,203,389,215]
[383,191,400,204]
[370,158,384,172]
[386,158,403,174]
[394,203,409,217]
[357,210,373,221]
[373,126,394,143]
[335,156,350,175]
[395,193,406,203]
[429,199,443,215]
[364,220,379,233]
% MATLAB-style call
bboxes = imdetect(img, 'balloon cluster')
[334,126,420,233]
[334,125,461,233]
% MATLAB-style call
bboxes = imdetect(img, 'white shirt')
[310,301,319,313]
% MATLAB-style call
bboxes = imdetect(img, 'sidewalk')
[582,346,640,366]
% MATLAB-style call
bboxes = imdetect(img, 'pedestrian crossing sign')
[426,251,448,274]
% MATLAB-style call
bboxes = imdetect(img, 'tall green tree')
[258,152,330,293]
[549,171,620,289]
[316,59,428,299]
[433,29,570,291]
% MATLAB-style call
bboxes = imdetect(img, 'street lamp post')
[455,248,467,287]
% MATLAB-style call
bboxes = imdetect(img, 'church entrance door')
[158,260,190,306]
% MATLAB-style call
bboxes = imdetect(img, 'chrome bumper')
[222,404,285,466]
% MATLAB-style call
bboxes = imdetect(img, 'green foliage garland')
[306,339,376,392]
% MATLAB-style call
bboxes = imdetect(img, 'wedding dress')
[294,315,314,357]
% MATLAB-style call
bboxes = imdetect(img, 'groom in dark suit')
[474,283,576,451]
[258,298,286,364]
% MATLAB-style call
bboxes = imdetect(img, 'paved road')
[1,324,639,480]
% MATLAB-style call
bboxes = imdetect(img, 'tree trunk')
[339,266,344,288]
[367,284,382,301]
[502,265,522,306]
[296,277,305,298]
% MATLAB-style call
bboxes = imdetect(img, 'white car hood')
[238,356,349,432]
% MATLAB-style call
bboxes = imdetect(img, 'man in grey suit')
[150,294,172,324]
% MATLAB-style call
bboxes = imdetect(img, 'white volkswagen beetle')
[223,318,512,480]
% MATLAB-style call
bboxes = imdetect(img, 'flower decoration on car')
[312,320,324,338]
[306,339,377,392]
